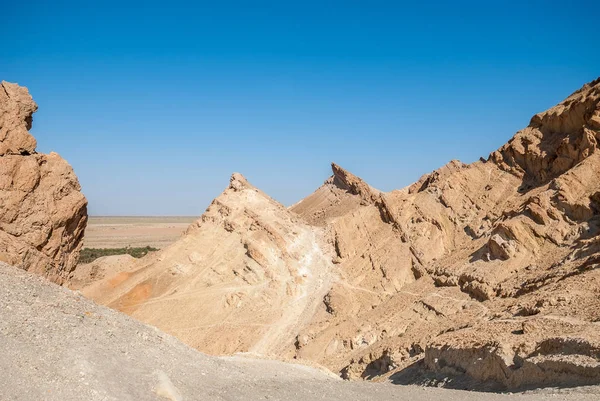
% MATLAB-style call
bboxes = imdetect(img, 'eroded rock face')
[77,77,600,391]
[0,81,87,284]
[491,77,600,185]
[0,81,38,156]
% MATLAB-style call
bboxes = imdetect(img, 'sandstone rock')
[0,82,87,283]
[0,81,38,156]
[330,162,380,204]
[488,234,515,260]
[490,77,600,184]
[423,319,600,391]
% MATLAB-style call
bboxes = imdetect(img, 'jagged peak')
[331,162,356,185]
[229,172,253,191]
[329,163,380,203]
[223,172,284,210]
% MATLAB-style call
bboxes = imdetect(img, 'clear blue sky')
[2,1,598,216]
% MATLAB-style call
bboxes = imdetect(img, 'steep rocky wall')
[0,81,87,284]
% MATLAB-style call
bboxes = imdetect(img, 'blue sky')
[2,0,599,215]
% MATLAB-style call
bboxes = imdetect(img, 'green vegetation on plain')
[79,246,158,264]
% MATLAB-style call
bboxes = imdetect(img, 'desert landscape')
[83,216,195,249]
[2,3,599,399]
[2,75,600,400]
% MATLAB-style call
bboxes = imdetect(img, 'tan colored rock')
[0,81,38,155]
[490,77,600,184]
[0,82,87,283]
[488,234,514,260]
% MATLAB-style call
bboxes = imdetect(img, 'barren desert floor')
[83,216,197,249]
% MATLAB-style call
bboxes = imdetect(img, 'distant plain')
[84,216,196,249]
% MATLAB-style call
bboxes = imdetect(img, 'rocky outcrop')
[330,162,381,204]
[0,81,37,156]
[423,319,600,391]
[490,77,600,185]
[0,81,87,284]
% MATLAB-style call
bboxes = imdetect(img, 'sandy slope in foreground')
[1,262,599,401]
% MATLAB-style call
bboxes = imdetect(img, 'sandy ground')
[83,216,197,249]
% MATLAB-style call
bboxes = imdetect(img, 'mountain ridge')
[73,77,600,391]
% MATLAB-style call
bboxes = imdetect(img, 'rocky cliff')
[0,81,87,284]
[75,77,600,391]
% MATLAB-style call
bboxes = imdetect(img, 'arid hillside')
[74,77,600,391]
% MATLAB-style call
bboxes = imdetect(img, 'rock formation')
[75,77,600,391]
[77,173,333,356]
[0,81,87,284]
